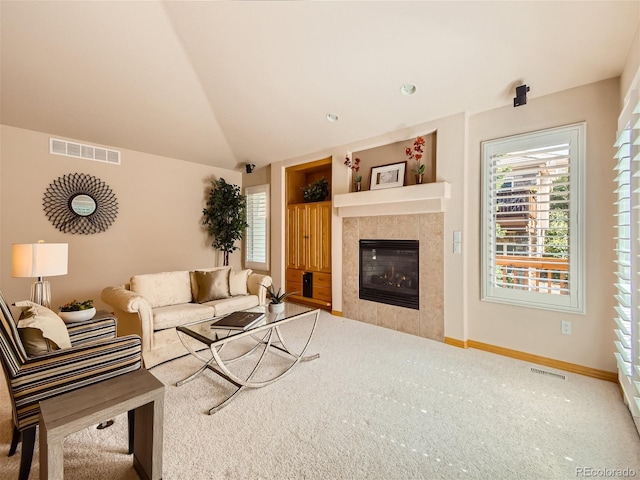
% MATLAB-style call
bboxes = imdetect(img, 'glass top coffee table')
[176,302,320,414]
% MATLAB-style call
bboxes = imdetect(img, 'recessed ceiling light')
[326,113,339,122]
[400,83,417,96]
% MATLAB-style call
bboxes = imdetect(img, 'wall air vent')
[49,138,120,165]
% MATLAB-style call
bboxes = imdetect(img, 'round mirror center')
[71,194,96,216]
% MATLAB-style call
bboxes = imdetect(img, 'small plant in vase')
[405,136,426,183]
[344,155,362,191]
[302,177,330,202]
[58,299,96,323]
[261,284,294,313]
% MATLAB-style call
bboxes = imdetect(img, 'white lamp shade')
[12,243,68,278]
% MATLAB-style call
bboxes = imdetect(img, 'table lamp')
[11,241,68,309]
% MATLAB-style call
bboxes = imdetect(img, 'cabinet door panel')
[285,269,304,283]
[317,203,332,272]
[287,281,303,296]
[286,201,331,273]
[286,206,301,269]
[313,272,331,288]
[297,205,308,269]
[307,204,321,272]
[314,286,332,302]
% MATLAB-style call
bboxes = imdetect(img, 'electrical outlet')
[561,320,572,335]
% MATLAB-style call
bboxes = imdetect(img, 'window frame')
[244,184,270,271]
[481,123,586,313]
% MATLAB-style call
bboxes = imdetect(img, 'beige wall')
[621,22,640,104]
[242,164,270,188]
[466,78,619,372]
[0,125,242,312]
[270,78,619,373]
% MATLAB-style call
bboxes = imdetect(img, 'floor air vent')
[530,367,567,381]
[50,138,120,165]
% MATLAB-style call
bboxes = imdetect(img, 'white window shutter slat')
[613,89,640,431]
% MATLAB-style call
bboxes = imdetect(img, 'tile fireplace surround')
[342,213,444,341]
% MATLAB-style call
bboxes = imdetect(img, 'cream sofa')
[101,267,272,367]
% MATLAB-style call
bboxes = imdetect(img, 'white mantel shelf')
[334,181,451,217]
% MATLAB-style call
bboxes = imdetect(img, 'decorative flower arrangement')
[344,155,362,183]
[405,136,426,175]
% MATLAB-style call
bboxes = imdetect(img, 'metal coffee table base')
[176,309,319,414]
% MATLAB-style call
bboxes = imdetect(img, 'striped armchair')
[0,291,142,480]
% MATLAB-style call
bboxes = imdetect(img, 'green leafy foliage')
[59,299,93,312]
[302,177,329,202]
[260,284,294,304]
[202,178,248,266]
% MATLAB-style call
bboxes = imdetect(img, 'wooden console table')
[38,368,164,480]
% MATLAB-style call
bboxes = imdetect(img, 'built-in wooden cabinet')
[286,202,331,272]
[285,159,332,310]
[286,269,332,304]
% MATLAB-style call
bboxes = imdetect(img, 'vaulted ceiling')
[1,1,638,172]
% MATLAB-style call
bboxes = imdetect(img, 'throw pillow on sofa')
[14,300,72,356]
[195,269,231,303]
[189,267,231,302]
[229,269,252,296]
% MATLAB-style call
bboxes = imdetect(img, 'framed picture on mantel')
[370,161,406,190]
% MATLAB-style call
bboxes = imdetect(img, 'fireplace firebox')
[359,239,419,309]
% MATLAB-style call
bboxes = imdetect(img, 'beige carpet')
[1,311,639,479]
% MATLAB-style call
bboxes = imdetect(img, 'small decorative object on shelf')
[370,162,406,190]
[58,299,96,323]
[344,154,362,192]
[261,284,293,313]
[405,136,426,184]
[302,177,329,202]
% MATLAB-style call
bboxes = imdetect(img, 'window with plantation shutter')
[482,124,585,312]
[614,126,632,378]
[245,184,269,271]
[613,87,640,430]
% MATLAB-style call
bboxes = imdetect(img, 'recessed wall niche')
[353,131,437,190]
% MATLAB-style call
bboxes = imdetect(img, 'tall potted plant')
[202,178,248,266]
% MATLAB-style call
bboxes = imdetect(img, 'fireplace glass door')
[359,239,419,309]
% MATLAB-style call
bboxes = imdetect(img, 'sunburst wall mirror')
[43,173,118,234]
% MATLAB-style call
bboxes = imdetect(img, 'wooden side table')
[38,368,164,480]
